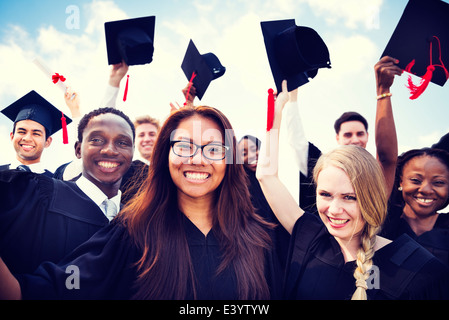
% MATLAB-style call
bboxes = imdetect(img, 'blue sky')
[0,0,448,196]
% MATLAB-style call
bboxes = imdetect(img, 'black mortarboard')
[1,90,72,139]
[181,39,226,100]
[105,16,155,66]
[382,0,449,88]
[261,19,331,93]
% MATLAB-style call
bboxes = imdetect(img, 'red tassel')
[184,72,197,106]
[406,64,435,100]
[123,75,129,102]
[404,36,449,100]
[61,112,68,144]
[267,88,274,131]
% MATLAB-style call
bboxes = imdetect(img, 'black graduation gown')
[0,170,109,274]
[381,204,449,268]
[16,213,282,300]
[284,212,449,300]
[299,142,321,214]
[243,166,290,270]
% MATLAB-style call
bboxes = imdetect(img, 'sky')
[0,0,448,198]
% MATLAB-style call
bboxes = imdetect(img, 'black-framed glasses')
[170,140,229,161]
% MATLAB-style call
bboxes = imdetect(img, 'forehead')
[84,113,133,137]
[14,119,46,132]
[339,120,366,133]
[136,122,158,134]
[172,115,223,141]
[240,138,257,148]
[403,155,449,175]
[317,165,354,192]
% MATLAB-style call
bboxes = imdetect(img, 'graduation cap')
[105,16,155,66]
[261,19,331,93]
[181,39,226,100]
[1,90,72,143]
[381,0,449,99]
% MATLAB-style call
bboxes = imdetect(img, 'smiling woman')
[382,147,449,268]
[257,80,449,300]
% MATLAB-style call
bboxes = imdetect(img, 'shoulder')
[291,212,327,254]
[375,234,449,299]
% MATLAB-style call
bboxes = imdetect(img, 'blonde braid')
[351,227,378,300]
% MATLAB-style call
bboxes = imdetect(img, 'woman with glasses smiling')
[0,105,282,300]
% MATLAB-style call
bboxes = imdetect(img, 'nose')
[189,147,209,165]
[328,198,344,215]
[100,141,119,156]
[419,181,434,194]
[350,137,362,146]
[21,132,33,141]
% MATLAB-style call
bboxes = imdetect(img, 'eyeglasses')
[170,140,229,161]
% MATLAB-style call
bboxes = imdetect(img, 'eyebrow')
[175,136,223,144]
[317,189,356,195]
[16,127,45,133]
[87,130,133,140]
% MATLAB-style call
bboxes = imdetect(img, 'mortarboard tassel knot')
[405,36,449,100]
[266,88,274,131]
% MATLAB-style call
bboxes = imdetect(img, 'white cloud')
[307,0,383,30]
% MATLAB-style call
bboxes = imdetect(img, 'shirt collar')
[9,159,47,174]
[76,175,122,210]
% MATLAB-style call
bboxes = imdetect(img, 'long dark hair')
[118,106,273,300]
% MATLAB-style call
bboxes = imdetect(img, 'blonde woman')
[257,80,449,300]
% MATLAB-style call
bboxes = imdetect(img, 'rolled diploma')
[32,57,75,100]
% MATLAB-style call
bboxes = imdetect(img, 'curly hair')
[77,107,135,143]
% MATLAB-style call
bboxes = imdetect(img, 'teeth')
[329,217,349,225]
[98,161,119,169]
[185,172,209,180]
[416,198,434,204]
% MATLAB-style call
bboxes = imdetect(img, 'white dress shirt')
[76,175,122,221]
[8,158,49,174]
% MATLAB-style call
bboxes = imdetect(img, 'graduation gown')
[284,212,449,300]
[16,212,282,300]
[381,204,449,268]
[0,170,109,274]
[244,166,290,270]
[299,142,321,214]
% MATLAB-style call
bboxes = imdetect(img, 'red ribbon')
[52,73,66,84]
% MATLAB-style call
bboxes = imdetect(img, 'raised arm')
[101,61,129,108]
[374,56,402,197]
[283,88,309,176]
[0,257,21,300]
[256,80,304,234]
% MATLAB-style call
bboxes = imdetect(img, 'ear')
[10,132,14,141]
[44,136,53,148]
[75,141,82,159]
[335,133,340,144]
